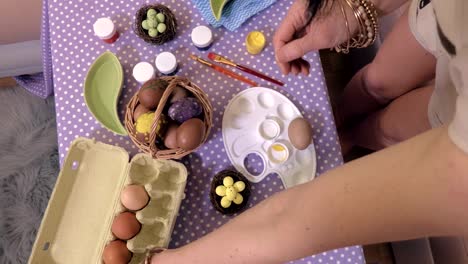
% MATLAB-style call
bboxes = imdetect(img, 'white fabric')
[0,40,42,78]
[409,0,468,153]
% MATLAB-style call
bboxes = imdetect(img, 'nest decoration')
[134,4,178,45]
[210,170,251,215]
[125,76,213,160]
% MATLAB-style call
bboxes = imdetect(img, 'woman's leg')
[345,84,434,151]
[337,9,436,127]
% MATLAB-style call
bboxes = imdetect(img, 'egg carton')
[28,138,187,264]
[127,155,187,260]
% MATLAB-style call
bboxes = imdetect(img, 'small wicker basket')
[134,4,178,45]
[125,76,212,159]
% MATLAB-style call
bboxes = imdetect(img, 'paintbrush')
[208,52,284,86]
[189,54,258,87]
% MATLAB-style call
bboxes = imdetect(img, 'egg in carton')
[28,138,187,264]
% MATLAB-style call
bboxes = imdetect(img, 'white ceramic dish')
[222,88,317,188]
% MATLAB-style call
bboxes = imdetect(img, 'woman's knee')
[375,110,407,147]
[361,62,399,105]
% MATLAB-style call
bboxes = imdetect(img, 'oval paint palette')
[222,88,317,188]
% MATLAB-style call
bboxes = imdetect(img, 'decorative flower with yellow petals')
[215,176,246,208]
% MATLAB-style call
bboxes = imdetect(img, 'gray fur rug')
[0,86,59,264]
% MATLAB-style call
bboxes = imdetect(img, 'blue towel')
[192,0,277,31]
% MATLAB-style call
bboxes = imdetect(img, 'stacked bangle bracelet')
[335,0,379,53]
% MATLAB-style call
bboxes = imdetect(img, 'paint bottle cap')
[133,62,155,84]
[246,31,266,55]
[155,52,178,75]
[191,26,214,48]
[93,18,116,39]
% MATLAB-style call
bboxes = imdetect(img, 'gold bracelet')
[334,0,351,53]
[144,248,166,264]
[334,0,379,53]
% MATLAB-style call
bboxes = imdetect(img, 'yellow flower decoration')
[215,176,246,208]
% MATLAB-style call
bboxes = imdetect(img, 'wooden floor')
[0,77,16,88]
[319,49,395,264]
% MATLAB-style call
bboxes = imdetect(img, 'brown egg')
[102,240,131,264]
[170,85,189,103]
[176,118,205,151]
[133,104,150,122]
[138,79,168,109]
[111,212,141,240]
[164,123,179,149]
[288,118,313,150]
[121,185,150,211]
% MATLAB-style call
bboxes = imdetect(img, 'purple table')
[49,0,364,262]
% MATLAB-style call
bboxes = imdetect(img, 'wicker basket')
[125,76,212,159]
[134,4,178,45]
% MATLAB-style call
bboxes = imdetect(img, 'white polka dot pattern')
[14,0,54,99]
[48,0,364,263]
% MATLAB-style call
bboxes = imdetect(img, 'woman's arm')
[153,126,468,263]
[0,0,41,44]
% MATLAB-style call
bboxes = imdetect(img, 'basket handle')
[148,76,189,156]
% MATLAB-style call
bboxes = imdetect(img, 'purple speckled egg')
[168,97,203,123]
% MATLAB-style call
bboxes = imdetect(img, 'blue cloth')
[192,0,277,31]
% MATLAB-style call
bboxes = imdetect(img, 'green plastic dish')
[84,51,128,136]
[210,0,230,21]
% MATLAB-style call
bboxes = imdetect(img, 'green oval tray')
[210,0,230,21]
[84,51,128,136]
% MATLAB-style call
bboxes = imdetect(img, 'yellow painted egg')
[233,193,243,205]
[234,181,245,192]
[221,196,232,208]
[215,185,226,196]
[223,176,234,187]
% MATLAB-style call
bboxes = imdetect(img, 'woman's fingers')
[273,0,309,75]
[275,53,292,75]
[291,62,301,75]
[276,35,311,64]
[273,1,308,52]
[299,59,310,75]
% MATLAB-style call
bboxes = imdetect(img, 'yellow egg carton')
[28,138,187,264]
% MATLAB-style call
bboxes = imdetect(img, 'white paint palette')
[222,88,317,188]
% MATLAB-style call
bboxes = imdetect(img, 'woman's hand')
[273,0,357,75]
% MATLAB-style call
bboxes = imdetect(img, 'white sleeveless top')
[409,0,468,152]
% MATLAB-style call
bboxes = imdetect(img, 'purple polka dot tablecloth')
[48,0,364,263]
